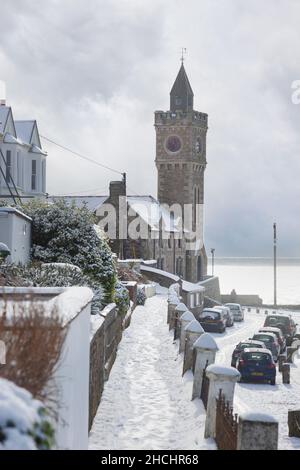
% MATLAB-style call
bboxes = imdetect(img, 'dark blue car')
[237,348,276,385]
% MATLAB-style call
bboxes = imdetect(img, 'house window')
[168,237,172,249]
[175,97,182,106]
[178,238,182,248]
[42,160,46,193]
[5,150,12,183]
[17,151,21,187]
[31,160,37,190]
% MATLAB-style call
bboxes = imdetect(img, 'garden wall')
[89,302,133,430]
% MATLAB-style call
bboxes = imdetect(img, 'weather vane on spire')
[181,47,187,65]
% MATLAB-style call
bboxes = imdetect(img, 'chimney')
[0,81,6,106]
[109,179,126,199]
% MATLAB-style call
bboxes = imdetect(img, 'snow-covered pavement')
[89,293,216,450]
[213,309,300,450]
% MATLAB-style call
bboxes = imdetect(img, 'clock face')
[195,136,203,155]
[166,135,181,153]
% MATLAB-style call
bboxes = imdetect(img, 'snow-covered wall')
[50,287,93,450]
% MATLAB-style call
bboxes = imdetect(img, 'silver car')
[225,303,244,322]
[213,306,234,327]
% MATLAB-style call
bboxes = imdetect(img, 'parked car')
[231,340,265,367]
[225,303,244,322]
[258,326,286,353]
[264,314,297,346]
[237,348,276,385]
[198,308,226,333]
[213,306,234,327]
[251,332,280,361]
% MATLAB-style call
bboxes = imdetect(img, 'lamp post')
[211,248,215,277]
[273,223,277,308]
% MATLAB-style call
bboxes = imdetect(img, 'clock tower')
[154,63,208,281]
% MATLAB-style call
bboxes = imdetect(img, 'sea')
[212,258,300,305]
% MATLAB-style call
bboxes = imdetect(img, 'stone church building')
[55,63,208,282]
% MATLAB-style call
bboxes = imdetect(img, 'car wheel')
[270,379,276,385]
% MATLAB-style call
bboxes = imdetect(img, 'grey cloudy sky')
[1,0,300,256]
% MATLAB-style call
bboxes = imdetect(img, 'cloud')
[1,0,300,255]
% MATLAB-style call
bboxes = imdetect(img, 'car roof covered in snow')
[239,340,265,346]
[243,348,273,355]
[253,332,277,340]
[259,326,282,333]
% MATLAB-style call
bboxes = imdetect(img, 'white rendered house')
[0,102,47,201]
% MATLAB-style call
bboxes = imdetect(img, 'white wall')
[52,293,92,450]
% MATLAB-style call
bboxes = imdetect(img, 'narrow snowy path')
[89,293,215,450]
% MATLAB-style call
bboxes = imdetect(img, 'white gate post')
[173,303,188,339]
[182,320,204,375]
[179,310,195,353]
[192,333,219,400]
[204,365,240,439]
[167,295,179,327]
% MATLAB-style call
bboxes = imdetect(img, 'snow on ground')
[212,308,300,450]
[89,294,216,450]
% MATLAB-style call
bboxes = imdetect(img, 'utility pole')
[211,248,215,277]
[273,223,277,308]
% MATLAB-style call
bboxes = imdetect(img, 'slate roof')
[170,64,194,112]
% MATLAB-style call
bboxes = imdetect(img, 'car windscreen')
[243,352,271,362]
[265,316,289,326]
[201,311,220,320]
[239,343,256,350]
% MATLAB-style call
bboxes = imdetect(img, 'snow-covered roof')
[0,207,32,222]
[127,195,180,232]
[140,264,180,282]
[182,280,205,293]
[49,196,108,213]
[14,120,35,144]
[3,133,23,145]
[30,144,47,156]
[0,106,10,134]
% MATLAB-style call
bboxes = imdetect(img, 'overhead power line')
[40,135,124,176]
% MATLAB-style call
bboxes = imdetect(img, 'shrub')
[0,263,104,315]
[21,199,116,301]
[0,378,55,450]
[136,287,146,306]
[113,282,130,315]
[0,300,67,407]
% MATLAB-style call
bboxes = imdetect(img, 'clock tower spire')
[154,63,208,282]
